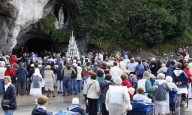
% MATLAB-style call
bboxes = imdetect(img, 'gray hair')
[166,76,173,82]
[4,76,12,82]
[72,98,79,104]
[157,73,165,79]
[114,77,122,85]
[151,58,156,61]
[143,71,150,79]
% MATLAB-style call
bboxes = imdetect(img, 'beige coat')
[87,79,101,99]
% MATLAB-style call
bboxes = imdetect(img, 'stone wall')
[0,0,55,54]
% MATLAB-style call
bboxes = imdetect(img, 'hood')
[68,104,80,111]
[173,69,183,77]
[32,105,47,115]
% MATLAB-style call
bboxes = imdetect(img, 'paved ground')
[0,93,192,115]
[0,93,85,115]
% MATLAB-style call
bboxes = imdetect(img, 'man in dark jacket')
[71,60,78,95]
[18,53,28,67]
[16,62,28,96]
[101,74,114,115]
[149,58,159,76]
[166,60,176,76]
[56,62,64,94]
[1,76,17,115]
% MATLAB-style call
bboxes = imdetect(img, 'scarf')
[5,82,11,91]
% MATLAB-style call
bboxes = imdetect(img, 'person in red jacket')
[5,65,16,84]
[121,73,132,88]
[183,63,192,99]
[9,54,17,65]
[121,73,134,99]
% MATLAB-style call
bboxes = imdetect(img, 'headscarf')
[33,68,42,78]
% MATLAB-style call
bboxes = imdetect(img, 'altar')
[66,31,80,60]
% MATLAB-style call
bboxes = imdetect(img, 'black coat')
[101,80,114,104]
[1,84,17,110]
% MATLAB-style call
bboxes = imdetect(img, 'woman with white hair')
[166,76,178,91]
[154,73,171,115]
[105,77,132,115]
[67,98,86,115]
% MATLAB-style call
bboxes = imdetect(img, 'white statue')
[58,7,64,25]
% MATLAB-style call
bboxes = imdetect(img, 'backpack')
[154,83,168,101]
[32,75,41,88]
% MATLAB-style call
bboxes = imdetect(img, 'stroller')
[169,88,180,115]
[128,100,154,115]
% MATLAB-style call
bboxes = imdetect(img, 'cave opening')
[23,38,53,54]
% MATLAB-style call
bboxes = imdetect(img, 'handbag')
[2,99,11,105]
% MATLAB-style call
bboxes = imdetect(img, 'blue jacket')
[68,104,86,115]
[56,58,62,65]
[166,65,176,76]
[1,84,17,110]
[97,76,105,88]
[56,64,64,80]
[16,67,28,83]
[172,68,188,88]
[31,104,52,115]
[135,63,145,75]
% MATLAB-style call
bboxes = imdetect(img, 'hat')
[73,60,77,63]
[31,64,34,67]
[72,98,79,104]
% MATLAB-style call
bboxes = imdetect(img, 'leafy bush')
[127,0,190,44]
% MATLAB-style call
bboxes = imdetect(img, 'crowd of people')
[0,50,191,115]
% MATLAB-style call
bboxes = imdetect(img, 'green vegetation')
[40,14,71,42]
[41,0,192,52]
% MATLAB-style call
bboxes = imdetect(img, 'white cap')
[31,64,34,67]
[73,60,77,63]
[72,98,79,104]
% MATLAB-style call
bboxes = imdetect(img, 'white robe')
[106,85,132,115]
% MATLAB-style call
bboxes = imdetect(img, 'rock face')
[0,0,54,54]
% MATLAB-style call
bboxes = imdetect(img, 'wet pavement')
[0,93,86,115]
[0,93,191,115]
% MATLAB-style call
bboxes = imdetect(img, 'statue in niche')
[58,7,64,26]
